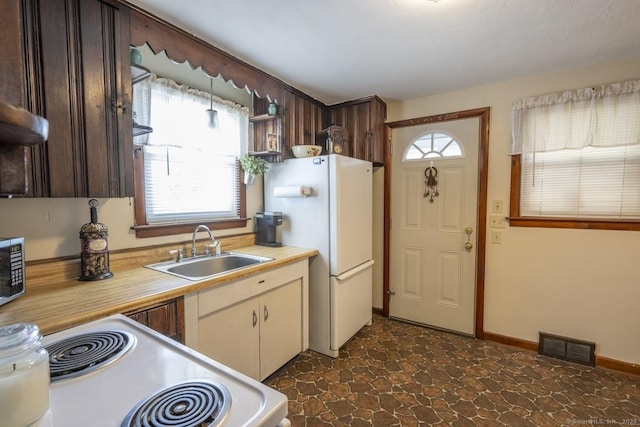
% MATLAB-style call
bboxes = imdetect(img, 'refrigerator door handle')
[334,260,375,282]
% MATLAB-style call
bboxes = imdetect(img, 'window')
[132,75,250,237]
[404,131,463,161]
[509,79,640,230]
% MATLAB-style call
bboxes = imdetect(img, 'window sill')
[132,218,250,238]
[508,216,640,231]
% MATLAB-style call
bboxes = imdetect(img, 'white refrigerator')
[264,154,373,358]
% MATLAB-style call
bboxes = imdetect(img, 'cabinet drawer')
[197,259,307,317]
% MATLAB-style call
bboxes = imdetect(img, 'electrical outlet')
[491,231,502,244]
[490,215,506,228]
[492,200,503,213]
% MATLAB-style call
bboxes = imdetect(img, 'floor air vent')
[538,332,595,367]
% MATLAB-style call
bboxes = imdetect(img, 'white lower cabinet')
[184,259,309,381]
[258,280,302,379]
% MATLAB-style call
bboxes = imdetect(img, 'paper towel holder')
[273,185,313,198]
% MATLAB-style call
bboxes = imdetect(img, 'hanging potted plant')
[239,154,268,185]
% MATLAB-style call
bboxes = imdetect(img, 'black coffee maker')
[255,212,283,247]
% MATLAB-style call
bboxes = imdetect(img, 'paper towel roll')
[273,185,312,198]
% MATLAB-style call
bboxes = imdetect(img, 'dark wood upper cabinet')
[253,92,327,160]
[0,0,133,197]
[253,92,389,166]
[329,96,387,166]
[26,0,134,197]
[0,0,30,195]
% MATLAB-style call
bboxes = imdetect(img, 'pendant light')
[206,77,219,129]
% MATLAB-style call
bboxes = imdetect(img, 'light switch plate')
[491,231,502,244]
[492,200,503,213]
[490,215,506,228]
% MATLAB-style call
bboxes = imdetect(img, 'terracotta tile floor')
[265,315,640,426]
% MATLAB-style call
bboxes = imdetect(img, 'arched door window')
[403,131,463,161]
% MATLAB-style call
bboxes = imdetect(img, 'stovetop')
[34,314,288,427]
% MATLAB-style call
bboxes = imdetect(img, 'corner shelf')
[249,114,281,123]
[249,151,280,157]
[249,151,281,163]
[250,113,282,162]
[133,123,153,137]
[131,64,151,84]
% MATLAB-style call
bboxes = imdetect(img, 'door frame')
[383,107,490,339]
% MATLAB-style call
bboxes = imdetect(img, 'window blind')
[520,145,640,218]
[513,79,640,219]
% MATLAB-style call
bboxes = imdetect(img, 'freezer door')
[329,155,373,275]
[330,260,374,350]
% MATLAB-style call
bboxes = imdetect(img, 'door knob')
[464,227,473,250]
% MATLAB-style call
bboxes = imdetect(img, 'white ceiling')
[126,0,640,105]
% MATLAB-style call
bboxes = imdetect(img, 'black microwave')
[0,237,25,307]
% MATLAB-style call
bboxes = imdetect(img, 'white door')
[389,117,479,335]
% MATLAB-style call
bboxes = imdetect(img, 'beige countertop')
[0,244,317,335]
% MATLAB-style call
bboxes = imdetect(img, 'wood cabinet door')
[126,298,185,343]
[259,279,303,381]
[78,0,134,197]
[0,0,30,195]
[30,0,133,197]
[197,298,261,380]
[329,96,387,165]
[368,96,387,165]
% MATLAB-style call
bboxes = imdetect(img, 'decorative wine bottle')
[79,199,113,281]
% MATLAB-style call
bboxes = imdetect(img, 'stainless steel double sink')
[145,252,274,281]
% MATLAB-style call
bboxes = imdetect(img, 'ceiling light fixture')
[206,78,219,129]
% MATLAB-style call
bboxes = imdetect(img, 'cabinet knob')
[252,310,257,327]
[264,305,269,322]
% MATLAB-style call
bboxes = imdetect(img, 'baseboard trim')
[596,355,640,376]
[484,332,538,352]
[484,332,639,376]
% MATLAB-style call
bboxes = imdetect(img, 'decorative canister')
[79,199,113,281]
[268,102,278,115]
[130,47,143,65]
[0,323,50,427]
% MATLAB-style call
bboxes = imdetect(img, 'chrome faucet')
[191,225,220,257]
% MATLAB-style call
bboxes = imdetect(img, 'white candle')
[0,358,50,427]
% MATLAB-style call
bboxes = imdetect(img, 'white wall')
[386,56,640,365]
[0,180,263,261]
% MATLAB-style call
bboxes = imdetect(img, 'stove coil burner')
[45,330,135,382]
[122,381,231,427]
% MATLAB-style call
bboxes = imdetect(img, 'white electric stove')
[33,314,290,427]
